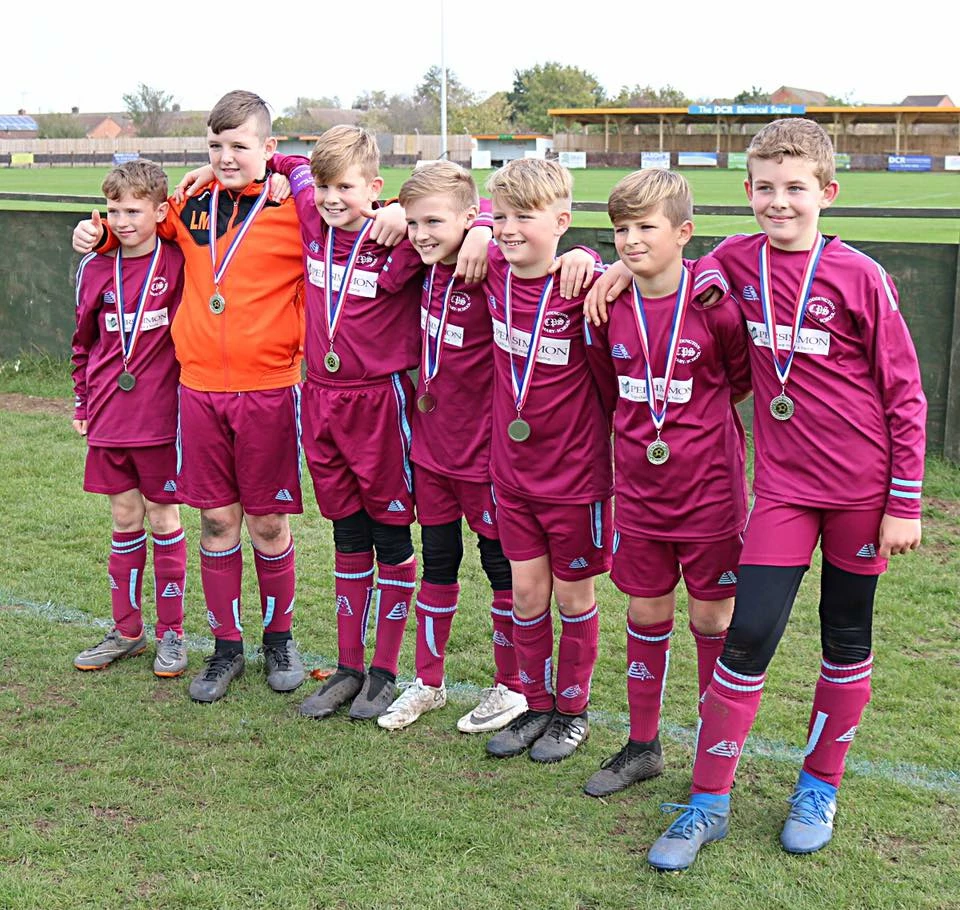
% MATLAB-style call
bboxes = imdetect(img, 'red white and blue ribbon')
[758,233,826,390]
[113,237,162,370]
[208,179,271,289]
[629,265,691,435]
[324,219,375,347]
[504,270,554,417]
[420,264,458,388]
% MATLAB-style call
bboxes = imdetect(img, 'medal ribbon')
[113,238,163,370]
[758,233,826,389]
[324,219,375,347]
[629,266,691,435]
[208,179,272,288]
[504,270,555,416]
[420,264,458,387]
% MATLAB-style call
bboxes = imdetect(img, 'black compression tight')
[720,559,877,677]
[332,509,414,565]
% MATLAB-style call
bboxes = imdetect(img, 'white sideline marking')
[6,593,959,796]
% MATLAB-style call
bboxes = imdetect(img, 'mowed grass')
[1,165,958,243]
[1,358,959,909]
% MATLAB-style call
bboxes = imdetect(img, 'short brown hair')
[101,159,168,206]
[310,125,380,184]
[207,90,272,140]
[607,169,693,228]
[486,158,572,211]
[747,118,836,187]
[398,161,478,213]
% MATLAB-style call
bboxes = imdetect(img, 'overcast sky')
[6,3,956,116]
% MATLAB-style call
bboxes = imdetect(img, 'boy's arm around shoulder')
[690,255,751,401]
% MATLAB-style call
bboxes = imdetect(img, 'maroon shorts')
[176,385,303,514]
[84,443,179,503]
[611,530,742,600]
[303,374,415,525]
[495,487,612,581]
[415,463,498,537]
[740,496,887,575]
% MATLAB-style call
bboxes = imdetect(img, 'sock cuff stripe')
[560,605,598,624]
[627,626,672,643]
[513,609,550,628]
[820,668,873,684]
[713,671,765,693]
[378,577,416,589]
[152,530,185,546]
[334,568,375,579]
[821,654,873,672]
[716,660,765,684]
[253,541,295,562]
[200,542,242,558]
[490,606,513,618]
[416,601,458,615]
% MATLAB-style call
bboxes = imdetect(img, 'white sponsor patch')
[492,319,570,366]
[618,375,693,404]
[306,256,380,299]
[104,307,169,333]
[420,307,464,348]
[746,321,830,356]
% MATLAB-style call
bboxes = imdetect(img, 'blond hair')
[486,158,572,211]
[747,118,836,187]
[399,161,478,213]
[207,90,272,140]
[311,125,380,184]
[102,159,168,206]
[608,169,693,228]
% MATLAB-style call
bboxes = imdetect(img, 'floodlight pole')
[440,0,448,159]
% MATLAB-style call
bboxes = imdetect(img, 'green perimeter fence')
[1,200,959,461]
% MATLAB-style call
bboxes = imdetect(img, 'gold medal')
[646,439,670,465]
[324,350,341,373]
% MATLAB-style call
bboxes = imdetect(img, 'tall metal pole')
[440,0,448,159]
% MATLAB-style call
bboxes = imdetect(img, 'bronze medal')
[507,418,531,443]
[417,392,437,414]
[117,371,136,392]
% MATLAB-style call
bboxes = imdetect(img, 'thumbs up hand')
[73,210,105,254]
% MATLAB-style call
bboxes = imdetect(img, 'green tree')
[34,113,87,139]
[610,84,690,107]
[508,62,605,132]
[450,92,514,135]
[413,66,476,132]
[123,83,174,137]
[733,86,769,104]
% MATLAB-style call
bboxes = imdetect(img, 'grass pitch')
[0,357,958,909]
[1,166,958,243]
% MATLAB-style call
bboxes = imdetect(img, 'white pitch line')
[6,593,958,795]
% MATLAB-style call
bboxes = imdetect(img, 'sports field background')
[1,166,958,243]
[1,162,958,907]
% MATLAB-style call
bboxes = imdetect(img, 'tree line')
[32,67,853,139]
